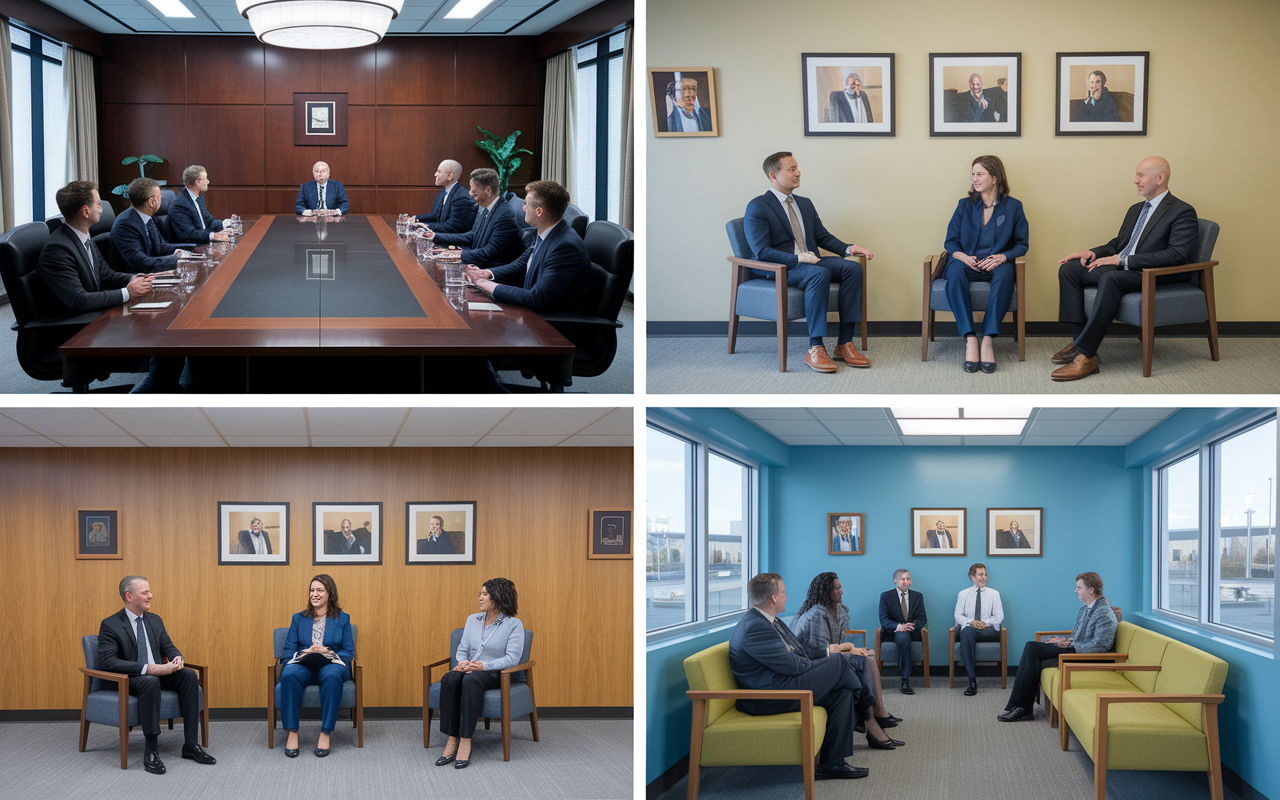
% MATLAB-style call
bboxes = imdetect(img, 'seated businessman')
[1052,156,1198,381]
[97,575,216,774]
[878,568,927,694]
[416,159,477,233]
[954,563,1003,696]
[295,161,349,216]
[432,168,524,269]
[744,151,874,373]
[728,573,871,780]
[168,165,230,245]
[111,177,191,274]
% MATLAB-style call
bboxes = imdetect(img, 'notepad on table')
[468,302,502,312]
[131,302,173,310]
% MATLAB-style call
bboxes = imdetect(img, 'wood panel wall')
[0,446,631,710]
[97,36,541,216]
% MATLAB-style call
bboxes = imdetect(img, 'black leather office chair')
[153,189,176,240]
[89,201,117,238]
[506,192,536,247]
[563,203,589,240]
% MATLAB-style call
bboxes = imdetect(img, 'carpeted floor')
[0,717,631,799]
[653,676,1239,800]
[647,334,1280,394]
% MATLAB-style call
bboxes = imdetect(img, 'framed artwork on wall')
[313,502,382,565]
[648,68,719,137]
[76,510,121,560]
[828,513,865,554]
[929,53,1021,137]
[986,507,1043,556]
[1056,52,1149,135]
[405,501,476,565]
[802,53,896,137]
[911,508,966,556]
[294,93,348,146]
[218,502,290,565]
[589,508,632,559]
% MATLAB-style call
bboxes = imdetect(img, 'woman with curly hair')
[435,578,525,769]
[791,572,904,749]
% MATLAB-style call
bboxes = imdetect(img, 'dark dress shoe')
[285,748,299,758]
[815,762,869,780]
[144,751,166,775]
[980,360,996,374]
[998,706,1035,722]
[314,747,330,757]
[454,758,470,769]
[874,714,900,728]
[181,743,216,764]
[900,680,915,695]
[964,681,978,696]
[435,754,456,766]
[865,734,895,750]
[1050,353,1100,382]
[963,360,979,373]
[1051,342,1082,364]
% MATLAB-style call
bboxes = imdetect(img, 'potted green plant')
[111,154,166,197]
[474,127,532,197]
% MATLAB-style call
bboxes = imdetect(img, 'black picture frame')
[294,93,348,146]
[588,508,632,559]
[77,509,121,559]
[929,53,1022,137]
[405,501,477,565]
[218,502,290,565]
[1055,52,1150,136]
[313,502,382,565]
[801,53,896,137]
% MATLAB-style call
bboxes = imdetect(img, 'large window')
[1156,414,1276,642]
[647,422,757,636]
[8,24,67,224]
[574,29,626,224]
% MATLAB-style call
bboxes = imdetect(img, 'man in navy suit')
[666,77,714,132]
[111,177,190,274]
[169,165,230,245]
[295,161,349,215]
[728,573,870,780]
[828,73,874,123]
[743,151,875,373]
[432,168,524,269]
[1052,156,1199,381]
[416,159,477,233]
[878,569,927,694]
[97,575,216,774]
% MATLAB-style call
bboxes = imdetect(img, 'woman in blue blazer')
[941,155,1029,373]
[279,574,354,758]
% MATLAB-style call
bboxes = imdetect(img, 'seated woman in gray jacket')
[998,571,1119,721]
[434,577,525,769]
[791,572,904,750]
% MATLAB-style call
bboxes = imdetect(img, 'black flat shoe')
[285,748,299,758]
[454,758,470,769]
[964,682,978,696]
[314,747,330,757]
[181,743,216,764]
[963,360,979,373]
[998,707,1034,722]
[815,762,869,780]
[865,734,895,750]
[900,680,915,695]
[980,360,996,374]
[884,736,905,746]
[874,715,900,728]
[143,751,166,775]
[435,754,456,766]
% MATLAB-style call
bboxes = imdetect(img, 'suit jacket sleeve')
[943,200,968,255]
[462,208,520,266]
[911,593,927,628]
[334,615,356,664]
[98,615,143,675]
[332,181,350,215]
[112,213,178,272]
[433,227,474,248]
[743,196,799,268]
[792,607,834,660]
[807,200,850,256]
[1001,198,1030,261]
[878,591,894,631]
[168,194,215,244]
[738,615,813,677]
[295,184,310,215]
[150,614,182,662]
[490,236,588,311]
[37,237,129,313]
[1092,204,1140,258]
[434,190,476,234]
[283,614,304,659]
[1128,200,1198,270]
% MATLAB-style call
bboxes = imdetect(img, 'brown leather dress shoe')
[805,345,838,373]
[1050,353,1100,381]
[832,342,870,367]
[1050,342,1082,364]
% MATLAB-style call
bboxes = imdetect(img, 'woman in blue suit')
[279,574,354,758]
[941,155,1029,373]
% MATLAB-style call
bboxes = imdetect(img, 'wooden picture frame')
[929,53,1021,137]
[912,508,966,556]
[828,512,865,555]
[1056,52,1149,135]
[294,93,348,146]
[218,502,290,565]
[648,68,719,137]
[313,502,382,565]
[589,508,632,559]
[986,507,1043,556]
[406,501,477,565]
[76,510,121,560]
[802,53,896,137]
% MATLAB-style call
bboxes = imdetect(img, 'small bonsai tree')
[111,154,164,197]
[474,127,532,195]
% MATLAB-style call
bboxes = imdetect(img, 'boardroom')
[0,0,634,393]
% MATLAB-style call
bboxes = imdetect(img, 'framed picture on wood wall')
[406,501,476,565]
[313,502,382,565]
[77,510,121,560]
[294,93,348,146]
[589,508,632,559]
[218,502,290,565]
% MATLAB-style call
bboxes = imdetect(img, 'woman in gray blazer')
[435,577,525,769]
[792,572,904,749]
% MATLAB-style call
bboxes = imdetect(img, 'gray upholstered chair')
[266,626,364,748]
[948,625,1008,688]
[922,250,1026,362]
[725,217,867,372]
[423,627,539,761]
[874,626,930,687]
[78,634,209,769]
[1083,218,1220,377]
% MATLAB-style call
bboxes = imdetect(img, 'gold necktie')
[785,196,805,255]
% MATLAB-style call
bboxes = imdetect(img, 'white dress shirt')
[845,91,868,123]
[186,187,205,229]
[247,531,267,554]
[124,607,157,673]
[954,585,1004,630]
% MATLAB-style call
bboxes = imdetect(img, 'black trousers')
[1058,260,1191,356]
[1005,641,1075,711]
[956,624,1001,681]
[438,669,501,739]
[127,668,201,743]
[737,655,867,766]
[882,628,923,679]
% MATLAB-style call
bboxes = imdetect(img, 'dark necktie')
[145,219,160,257]
[319,184,326,211]
[476,207,488,236]
[136,615,151,664]
[900,592,909,622]
[771,617,800,655]
[83,238,99,290]
[524,236,543,289]
[974,588,982,623]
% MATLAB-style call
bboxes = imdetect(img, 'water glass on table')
[444,263,467,311]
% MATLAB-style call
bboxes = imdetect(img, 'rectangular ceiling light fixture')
[889,407,960,419]
[445,0,497,19]
[891,407,1032,437]
[142,0,196,17]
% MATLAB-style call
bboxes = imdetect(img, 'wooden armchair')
[922,249,1026,362]
[874,626,930,687]
[948,625,1008,688]
[266,626,363,748]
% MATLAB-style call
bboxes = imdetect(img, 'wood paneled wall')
[98,36,541,216]
[0,446,631,710]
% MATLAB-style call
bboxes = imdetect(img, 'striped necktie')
[1119,202,1152,267]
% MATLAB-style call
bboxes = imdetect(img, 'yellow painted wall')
[646,0,1279,324]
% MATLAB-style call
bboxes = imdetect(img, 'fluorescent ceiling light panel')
[445,0,496,19]
[890,407,959,419]
[143,0,196,18]
[898,419,1028,437]
[963,407,1034,419]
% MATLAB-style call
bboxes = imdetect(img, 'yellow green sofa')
[683,641,827,800]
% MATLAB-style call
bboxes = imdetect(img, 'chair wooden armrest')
[79,666,129,684]
[1097,692,1224,706]
[500,660,535,674]
[1036,630,1073,641]
[424,657,451,685]
[925,250,948,282]
[843,629,867,649]
[1058,653,1128,666]
[1140,260,1219,280]
[1062,662,1159,691]
[727,255,788,276]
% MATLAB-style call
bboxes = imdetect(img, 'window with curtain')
[574,29,626,224]
[8,24,67,224]
[1155,413,1276,643]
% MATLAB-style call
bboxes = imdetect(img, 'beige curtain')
[619,26,633,232]
[64,45,97,184]
[0,20,15,233]
[541,49,576,191]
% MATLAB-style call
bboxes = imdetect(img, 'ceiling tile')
[1032,408,1113,420]
[1079,436,1137,446]
[1027,420,1099,436]
[223,436,311,447]
[309,436,395,447]
[0,414,39,436]
[490,408,608,436]
[557,435,633,447]
[467,20,510,31]
[777,435,841,445]
[0,436,59,447]
[752,419,829,436]
[823,419,896,436]
[964,436,1025,446]
[135,436,227,447]
[204,408,308,437]
[1,408,126,437]
[393,436,482,446]
[576,408,632,435]
[100,407,217,437]
[307,408,407,436]
[1108,408,1176,420]
[1020,436,1084,446]
[735,408,814,420]
[1092,419,1161,437]
[476,435,569,447]
[836,435,902,445]
[45,436,142,447]
[809,408,890,420]
[400,408,511,436]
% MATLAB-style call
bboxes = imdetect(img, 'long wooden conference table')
[60,214,574,391]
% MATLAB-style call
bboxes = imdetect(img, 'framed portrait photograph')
[929,53,1021,137]
[588,508,632,559]
[828,513,865,555]
[802,53,895,137]
[406,501,476,565]
[217,502,289,565]
[313,502,382,565]
[1056,52,1149,135]
[648,68,719,137]
[987,507,1043,557]
[77,510,121,560]
[911,508,966,556]
[293,93,348,146]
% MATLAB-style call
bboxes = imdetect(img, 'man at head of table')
[295,161,349,216]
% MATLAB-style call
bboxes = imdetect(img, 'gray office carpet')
[654,677,1240,800]
[0,717,631,799]
[647,334,1279,395]
[0,299,633,394]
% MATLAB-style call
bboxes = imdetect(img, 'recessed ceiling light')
[890,407,959,419]
[898,419,1028,437]
[445,0,496,19]
[142,0,195,18]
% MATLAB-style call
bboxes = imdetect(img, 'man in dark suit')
[926,520,956,549]
[168,165,230,245]
[878,569,927,694]
[995,520,1032,549]
[416,159,477,233]
[666,76,714,132]
[728,573,870,780]
[97,575,216,774]
[295,161,349,215]
[111,177,190,274]
[1074,70,1120,122]
[38,181,154,316]
[236,517,272,555]
[432,168,524,269]
[961,73,999,122]
[828,73,873,123]
[417,515,457,554]
[743,151,875,373]
[326,519,369,555]
[1053,156,1199,380]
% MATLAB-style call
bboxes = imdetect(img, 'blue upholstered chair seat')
[734,280,839,322]
[952,640,1003,661]
[84,685,201,728]
[274,680,358,710]
[879,640,925,663]
[1083,283,1208,328]
[426,680,535,721]
[921,250,1026,362]
[874,626,931,686]
[929,278,1018,312]
[267,625,363,747]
